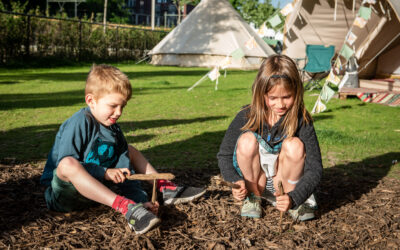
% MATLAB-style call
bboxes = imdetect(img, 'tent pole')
[358,32,400,74]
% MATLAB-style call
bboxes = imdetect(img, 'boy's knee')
[282,137,305,161]
[57,156,81,177]
[237,132,258,158]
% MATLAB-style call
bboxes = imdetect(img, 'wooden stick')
[278,180,284,233]
[214,177,240,189]
[151,179,157,203]
[125,173,175,181]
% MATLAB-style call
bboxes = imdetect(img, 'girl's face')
[264,84,294,118]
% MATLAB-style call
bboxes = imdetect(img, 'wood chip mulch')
[1,162,399,249]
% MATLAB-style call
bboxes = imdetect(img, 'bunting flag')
[245,36,257,50]
[327,70,341,85]
[280,3,294,16]
[338,73,349,89]
[347,32,358,46]
[320,84,335,103]
[359,6,372,20]
[311,96,327,114]
[208,67,220,81]
[268,14,282,28]
[353,16,367,28]
[257,22,266,36]
[231,48,245,59]
[220,56,232,70]
[334,58,342,72]
[340,44,355,60]
[263,37,278,46]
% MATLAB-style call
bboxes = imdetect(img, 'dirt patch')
[1,163,399,249]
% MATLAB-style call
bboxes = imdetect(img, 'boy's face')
[86,92,127,127]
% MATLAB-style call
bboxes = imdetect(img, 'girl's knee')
[236,132,258,158]
[281,137,305,161]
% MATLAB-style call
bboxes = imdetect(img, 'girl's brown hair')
[242,54,312,138]
[85,64,132,101]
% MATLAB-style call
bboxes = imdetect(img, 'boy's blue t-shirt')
[40,107,131,186]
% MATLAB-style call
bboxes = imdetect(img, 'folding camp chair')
[302,45,335,90]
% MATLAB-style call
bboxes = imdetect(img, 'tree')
[172,0,200,25]
[229,0,279,28]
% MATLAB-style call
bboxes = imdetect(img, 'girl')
[217,55,322,220]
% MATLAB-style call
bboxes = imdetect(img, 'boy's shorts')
[44,168,149,213]
[233,131,281,179]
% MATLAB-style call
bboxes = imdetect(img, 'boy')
[40,64,205,234]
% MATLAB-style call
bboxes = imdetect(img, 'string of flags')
[187,38,255,91]
[311,0,383,114]
[187,3,297,91]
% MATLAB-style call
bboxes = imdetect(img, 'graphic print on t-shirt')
[85,137,117,168]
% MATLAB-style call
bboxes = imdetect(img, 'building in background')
[126,0,195,27]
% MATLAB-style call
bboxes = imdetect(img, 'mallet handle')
[126,173,175,181]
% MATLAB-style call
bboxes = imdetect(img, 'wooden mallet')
[126,173,175,203]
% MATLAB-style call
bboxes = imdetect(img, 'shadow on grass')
[0,116,227,162]
[0,70,210,84]
[317,152,399,217]
[0,90,85,110]
[0,68,251,85]
[120,116,227,132]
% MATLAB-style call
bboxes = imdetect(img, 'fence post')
[78,19,82,61]
[115,26,119,62]
[26,15,31,58]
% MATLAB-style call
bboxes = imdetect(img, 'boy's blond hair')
[85,64,132,100]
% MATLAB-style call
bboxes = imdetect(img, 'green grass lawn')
[0,64,399,178]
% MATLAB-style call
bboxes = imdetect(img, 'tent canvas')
[282,0,400,79]
[148,0,276,69]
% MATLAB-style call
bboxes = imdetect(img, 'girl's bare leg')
[236,132,266,196]
[56,156,117,206]
[273,137,305,194]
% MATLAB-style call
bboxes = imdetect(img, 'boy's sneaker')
[162,186,206,205]
[241,194,262,218]
[125,203,160,234]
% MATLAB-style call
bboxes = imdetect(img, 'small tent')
[282,0,400,79]
[148,0,276,69]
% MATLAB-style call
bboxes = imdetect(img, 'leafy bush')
[0,10,167,65]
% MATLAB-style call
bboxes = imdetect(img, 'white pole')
[151,0,155,30]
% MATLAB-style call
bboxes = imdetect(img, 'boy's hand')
[232,180,247,201]
[274,192,292,212]
[104,168,130,183]
[144,201,159,215]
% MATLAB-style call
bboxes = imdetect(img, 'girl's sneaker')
[288,194,318,221]
[162,186,206,205]
[288,203,315,221]
[125,203,160,234]
[241,194,262,218]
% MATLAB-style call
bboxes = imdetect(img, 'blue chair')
[302,45,335,90]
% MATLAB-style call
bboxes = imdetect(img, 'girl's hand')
[274,193,292,212]
[144,201,159,215]
[232,180,247,201]
[104,168,130,183]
